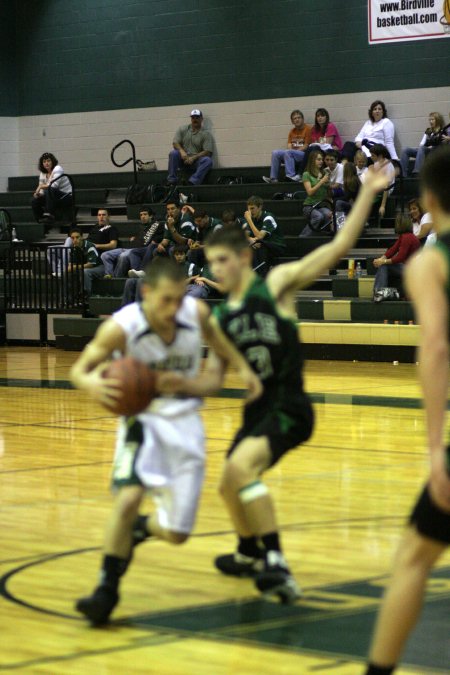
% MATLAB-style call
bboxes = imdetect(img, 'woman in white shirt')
[31,152,72,224]
[342,100,398,162]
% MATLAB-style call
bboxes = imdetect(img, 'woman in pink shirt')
[310,108,343,152]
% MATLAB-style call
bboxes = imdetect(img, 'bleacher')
[1,166,422,361]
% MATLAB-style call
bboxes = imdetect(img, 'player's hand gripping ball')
[102,357,158,416]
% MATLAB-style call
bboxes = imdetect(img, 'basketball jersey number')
[245,345,273,379]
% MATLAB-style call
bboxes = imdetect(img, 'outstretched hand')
[363,165,391,194]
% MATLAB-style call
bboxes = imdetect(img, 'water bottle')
[11,227,18,242]
[356,261,362,278]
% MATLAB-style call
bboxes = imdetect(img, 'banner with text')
[369,0,450,43]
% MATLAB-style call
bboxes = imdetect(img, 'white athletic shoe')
[128,269,145,278]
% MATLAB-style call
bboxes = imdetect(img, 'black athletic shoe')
[75,586,119,625]
[255,551,301,604]
[214,552,265,578]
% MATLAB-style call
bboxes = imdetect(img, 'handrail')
[110,139,138,185]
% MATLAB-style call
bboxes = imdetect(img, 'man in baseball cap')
[167,109,214,185]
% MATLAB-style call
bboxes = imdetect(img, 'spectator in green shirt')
[182,206,223,267]
[68,227,103,296]
[168,109,214,185]
[300,149,333,237]
[242,195,286,276]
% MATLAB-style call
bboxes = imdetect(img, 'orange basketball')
[102,357,158,416]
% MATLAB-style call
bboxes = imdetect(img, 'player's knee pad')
[239,480,269,504]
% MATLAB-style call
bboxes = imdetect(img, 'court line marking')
[0,377,429,410]
[1,547,447,673]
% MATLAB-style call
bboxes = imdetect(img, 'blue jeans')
[127,246,147,271]
[84,265,105,295]
[167,150,213,185]
[301,205,333,236]
[185,283,209,299]
[101,248,132,277]
[400,146,431,176]
[121,278,144,306]
[32,187,72,222]
[270,149,305,179]
[374,262,404,292]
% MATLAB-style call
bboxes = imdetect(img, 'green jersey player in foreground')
[366,147,450,674]
[165,167,389,603]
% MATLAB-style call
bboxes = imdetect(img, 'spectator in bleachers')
[242,195,286,276]
[354,150,368,178]
[324,149,344,191]
[372,214,420,302]
[341,100,398,162]
[185,262,225,299]
[300,150,333,236]
[185,208,223,267]
[128,200,191,277]
[32,152,72,224]
[310,108,343,152]
[101,207,162,278]
[400,112,446,176]
[262,110,312,184]
[88,209,118,254]
[362,144,396,219]
[221,209,239,228]
[408,198,433,242]
[334,162,361,230]
[167,109,213,185]
[67,226,104,297]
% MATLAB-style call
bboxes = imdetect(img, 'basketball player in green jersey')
[365,148,450,674]
[198,167,390,603]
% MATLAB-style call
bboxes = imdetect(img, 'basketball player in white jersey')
[71,257,260,625]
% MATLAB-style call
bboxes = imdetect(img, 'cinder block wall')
[0,0,449,188]
[14,88,450,180]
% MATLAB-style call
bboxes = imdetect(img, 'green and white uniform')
[214,275,313,464]
[110,295,205,534]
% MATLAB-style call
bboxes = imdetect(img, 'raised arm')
[267,168,390,298]
[406,249,450,510]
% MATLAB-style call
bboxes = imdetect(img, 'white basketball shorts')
[112,411,205,534]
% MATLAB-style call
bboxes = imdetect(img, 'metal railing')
[111,139,138,185]
[2,245,86,342]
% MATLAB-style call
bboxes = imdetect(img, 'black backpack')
[125,184,150,205]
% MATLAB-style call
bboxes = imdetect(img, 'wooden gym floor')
[0,346,449,674]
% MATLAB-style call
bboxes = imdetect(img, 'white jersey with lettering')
[112,295,202,418]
